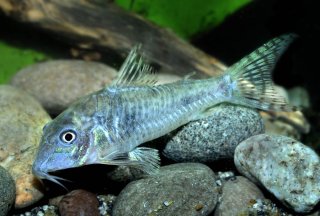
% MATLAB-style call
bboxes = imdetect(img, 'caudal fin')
[229,34,298,112]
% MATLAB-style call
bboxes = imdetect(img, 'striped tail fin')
[229,34,298,112]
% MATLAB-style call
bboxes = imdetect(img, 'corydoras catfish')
[32,34,297,186]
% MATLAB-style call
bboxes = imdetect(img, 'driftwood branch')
[0,0,226,77]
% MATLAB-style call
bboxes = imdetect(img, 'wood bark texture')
[0,0,227,77]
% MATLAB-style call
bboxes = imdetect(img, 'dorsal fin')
[111,45,157,86]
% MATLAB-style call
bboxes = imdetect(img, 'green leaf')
[0,41,49,84]
[115,0,251,39]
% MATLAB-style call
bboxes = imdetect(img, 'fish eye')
[60,130,77,144]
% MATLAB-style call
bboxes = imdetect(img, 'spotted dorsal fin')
[111,45,157,86]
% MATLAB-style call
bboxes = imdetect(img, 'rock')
[0,166,15,216]
[0,85,51,208]
[113,163,219,216]
[11,60,117,115]
[59,189,100,216]
[48,195,64,207]
[106,165,145,183]
[278,111,310,134]
[260,111,310,135]
[49,193,116,216]
[274,85,290,102]
[262,114,301,139]
[163,104,264,162]
[19,205,59,216]
[215,171,236,187]
[97,195,117,216]
[214,176,265,216]
[234,134,320,213]
[288,86,310,109]
[238,199,293,216]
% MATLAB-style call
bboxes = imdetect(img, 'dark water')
[193,0,320,110]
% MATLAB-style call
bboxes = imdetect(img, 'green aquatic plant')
[115,0,251,38]
[0,41,49,84]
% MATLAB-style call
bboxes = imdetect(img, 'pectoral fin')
[99,147,160,175]
[128,147,160,175]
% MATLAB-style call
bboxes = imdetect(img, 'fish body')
[32,35,297,185]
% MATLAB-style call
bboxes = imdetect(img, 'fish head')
[32,99,94,185]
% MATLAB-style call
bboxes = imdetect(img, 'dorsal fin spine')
[111,45,157,86]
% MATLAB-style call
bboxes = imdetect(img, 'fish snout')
[32,160,48,180]
[32,165,42,179]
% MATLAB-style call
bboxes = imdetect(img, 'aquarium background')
[1,0,320,215]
